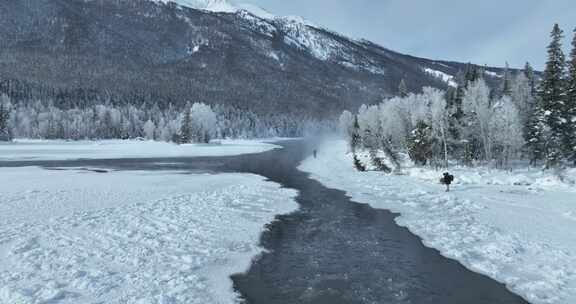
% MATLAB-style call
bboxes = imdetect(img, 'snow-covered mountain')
[159,0,308,24]
[0,0,511,116]
[156,0,237,13]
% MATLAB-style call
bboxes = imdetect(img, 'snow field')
[300,140,576,304]
[0,167,298,304]
[0,139,280,162]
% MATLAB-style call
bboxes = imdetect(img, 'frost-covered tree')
[190,102,217,143]
[339,110,355,143]
[426,87,450,167]
[378,99,411,149]
[491,97,524,167]
[511,73,536,133]
[462,79,493,161]
[143,119,156,140]
[0,94,327,142]
[540,24,567,167]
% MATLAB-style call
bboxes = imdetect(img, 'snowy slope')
[159,0,383,72]
[300,140,576,304]
[423,68,458,87]
[0,167,297,303]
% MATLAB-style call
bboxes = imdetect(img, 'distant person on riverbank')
[313,150,317,158]
[440,172,454,192]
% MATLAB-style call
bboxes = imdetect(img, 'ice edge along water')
[0,139,281,161]
[300,139,576,304]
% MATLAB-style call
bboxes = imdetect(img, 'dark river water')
[0,140,529,304]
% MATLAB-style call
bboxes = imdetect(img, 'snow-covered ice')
[0,167,297,303]
[300,139,576,304]
[0,139,279,162]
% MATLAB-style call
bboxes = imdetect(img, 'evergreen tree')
[350,115,365,171]
[445,70,468,162]
[0,101,12,141]
[446,70,465,138]
[524,62,537,97]
[540,24,567,167]
[407,120,433,166]
[566,28,576,164]
[501,62,512,97]
[353,155,366,172]
[398,79,409,98]
[465,63,482,84]
[523,62,544,164]
[350,115,361,153]
[178,104,192,144]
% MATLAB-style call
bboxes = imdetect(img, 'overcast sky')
[236,0,575,69]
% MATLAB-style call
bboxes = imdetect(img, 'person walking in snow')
[440,172,454,192]
[313,149,317,158]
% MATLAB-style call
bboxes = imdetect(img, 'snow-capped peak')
[234,3,275,20]
[156,0,237,13]
[159,0,316,27]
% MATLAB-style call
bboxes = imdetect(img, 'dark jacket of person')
[440,173,454,185]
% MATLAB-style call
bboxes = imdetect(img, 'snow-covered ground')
[300,139,576,304]
[0,139,279,162]
[0,167,297,304]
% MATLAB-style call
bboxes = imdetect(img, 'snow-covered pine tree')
[501,62,513,97]
[407,120,432,166]
[540,24,567,168]
[398,79,409,98]
[525,98,547,165]
[465,63,482,84]
[178,103,193,144]
[566,27,576,164]
[446,70,466,158]
[0,97,12,141]
[350,115,361,153]
[353,155,366,172]
[524,62,537,97]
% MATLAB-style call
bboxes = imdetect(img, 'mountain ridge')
[0,0,512,117]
